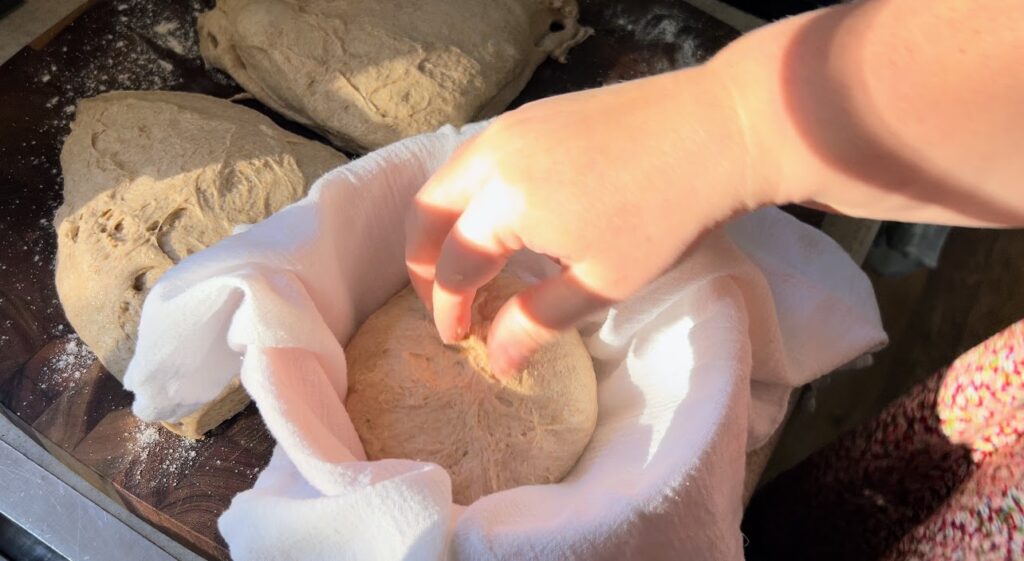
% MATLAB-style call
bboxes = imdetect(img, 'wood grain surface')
[0,1,744,558]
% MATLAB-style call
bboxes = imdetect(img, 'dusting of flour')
[127,420,201,488]
[36,0,230,136]
[38,335,95,390]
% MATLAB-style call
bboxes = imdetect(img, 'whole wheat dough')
[55,91,347,437]
[345,275,598,505]
[198,0,591,152]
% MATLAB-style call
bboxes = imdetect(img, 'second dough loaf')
[55,91,347,437]
[198,0,591,152]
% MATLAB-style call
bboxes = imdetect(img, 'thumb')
[487,270,610,377]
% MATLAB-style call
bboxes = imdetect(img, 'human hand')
[407,0,1024,377]
[405,65,771,376]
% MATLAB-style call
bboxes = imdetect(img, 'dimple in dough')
[345,274,598,505]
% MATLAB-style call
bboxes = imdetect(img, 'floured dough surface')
[55,91,347,435]
[345,275,598,505]
[198,0,591,151]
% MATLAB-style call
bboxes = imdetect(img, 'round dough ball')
[345,274,598,505]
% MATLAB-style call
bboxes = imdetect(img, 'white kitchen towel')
[124,121,887,561]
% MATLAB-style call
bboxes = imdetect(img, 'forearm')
[711,0,1024,227]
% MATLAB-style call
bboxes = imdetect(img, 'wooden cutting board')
[0,1,743,558]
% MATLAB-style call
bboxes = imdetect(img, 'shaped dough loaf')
[54,91,347,438]
[198,0,591,151]
[345,275,598,505]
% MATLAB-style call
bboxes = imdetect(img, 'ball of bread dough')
[345,275,598,505]
[55,91,347,437]
[198,0,591,151]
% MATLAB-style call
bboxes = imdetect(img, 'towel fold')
[124,121,887,561]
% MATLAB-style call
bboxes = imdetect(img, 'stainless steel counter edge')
[0,413,205,561]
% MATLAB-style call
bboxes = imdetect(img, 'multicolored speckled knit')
[742,320,1024,561]
[887,320,1024,559]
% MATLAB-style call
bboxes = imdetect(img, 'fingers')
[405,123,610,370]
[431,188,522,343]
[405,203,459,310]
[431,240,504,344]
[487,271,611,378]
[404,142,487,309]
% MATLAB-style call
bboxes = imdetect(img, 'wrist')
[705,8,843,209]
[697,59,779,213]
[636,64,777,217]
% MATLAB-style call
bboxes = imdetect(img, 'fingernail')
[440,322,467,345]
[489,346,522,380]
[491,356,513,379]
[454,307,473,339]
